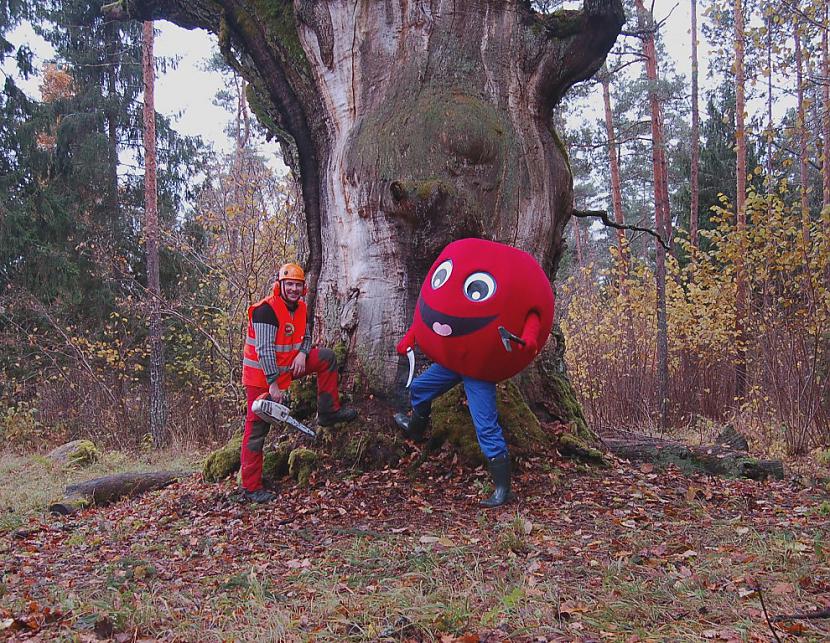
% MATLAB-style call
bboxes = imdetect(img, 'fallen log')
[603,435,784,480]
[49,470,190,515]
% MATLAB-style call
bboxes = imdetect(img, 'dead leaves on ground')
[1,451,829,641]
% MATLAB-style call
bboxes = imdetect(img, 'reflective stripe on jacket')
[241,295,307,389]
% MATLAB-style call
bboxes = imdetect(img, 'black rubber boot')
[242,488,277,503]
[480,452,515,508]
[318,406,358,427]
[394,410,428,442]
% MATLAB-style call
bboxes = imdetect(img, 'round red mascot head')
[411,238,555,382]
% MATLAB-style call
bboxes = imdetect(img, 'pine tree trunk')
[574,216,585,267]
[599,65,627,264]
[104,22,121,229]
[794,12,810,244]
[142,20,167,446]
[690,0,700,247]
[105,0,625,421]
[823,3,830,209]
[734,0,748,400]
[635,0,670,429]
[766,13,774,189]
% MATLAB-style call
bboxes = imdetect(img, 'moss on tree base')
[556,432,606,465]
[262,443,292,482]
[429,380,560,466]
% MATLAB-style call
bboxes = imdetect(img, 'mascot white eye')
[463,272,496,302]
[431,260,453,289]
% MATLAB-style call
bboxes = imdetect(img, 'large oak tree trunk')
[103,1,624,407]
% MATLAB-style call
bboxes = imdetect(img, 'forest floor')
[1,441,829,642]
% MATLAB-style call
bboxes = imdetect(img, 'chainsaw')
[252,393,317,439]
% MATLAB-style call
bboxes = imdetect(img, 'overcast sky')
[6,2,710,169]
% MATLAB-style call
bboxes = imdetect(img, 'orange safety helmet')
[278,262,305,282]
[275,262,307,297]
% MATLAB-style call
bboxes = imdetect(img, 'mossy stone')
[262,442,291,482]
[202,434,243,483]
[288,447,318,487]
[48,439,100,468]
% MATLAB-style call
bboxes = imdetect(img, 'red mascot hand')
[520,338,538,354]
[396,327,416,355]
[519,312,541,355]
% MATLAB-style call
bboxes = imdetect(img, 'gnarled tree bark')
[102,1,625,412]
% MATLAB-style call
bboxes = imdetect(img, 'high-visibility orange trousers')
[240,347,340,492]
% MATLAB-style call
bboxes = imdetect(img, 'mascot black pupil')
[466,281,489,301]
[433,269,448,288]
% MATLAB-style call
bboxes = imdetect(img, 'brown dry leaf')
[639,463,654,474]
[771,581,795,595]
[778,621,806,635]
[560,601,590,615]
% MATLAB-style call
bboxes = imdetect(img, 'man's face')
[281,279,305,302]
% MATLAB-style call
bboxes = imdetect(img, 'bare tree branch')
[571,208,670,250]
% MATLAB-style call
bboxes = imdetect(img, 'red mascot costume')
[395,238,555,507]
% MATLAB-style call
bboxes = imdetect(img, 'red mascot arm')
[519,311,541,354]
[396,325,416,355]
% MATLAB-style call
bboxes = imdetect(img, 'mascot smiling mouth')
[418,297,498,338]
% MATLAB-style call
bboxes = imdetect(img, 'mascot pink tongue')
[408,238,555,382]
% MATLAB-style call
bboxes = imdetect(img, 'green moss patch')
[288,448,318,487]
[430,381,551,466]
[48,439,100,468]
[202,434,243,483]
[262,442,292,483]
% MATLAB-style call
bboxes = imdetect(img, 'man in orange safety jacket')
[240,262,357,502]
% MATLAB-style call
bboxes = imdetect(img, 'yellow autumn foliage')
[561,193,830,453]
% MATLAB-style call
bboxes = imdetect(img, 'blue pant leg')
[410,363,462,416]
[462,377,507,459]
